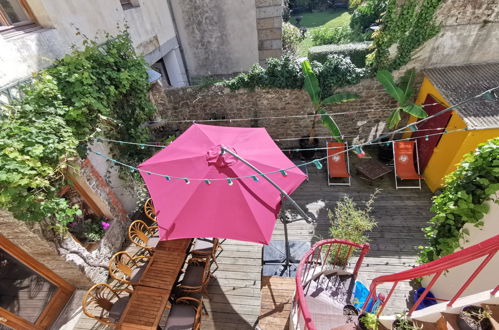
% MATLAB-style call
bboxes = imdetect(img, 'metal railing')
[293,239,370,330]
[361,235,499,317]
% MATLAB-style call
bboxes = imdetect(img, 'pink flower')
[101,221,110,230]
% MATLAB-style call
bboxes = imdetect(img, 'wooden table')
[117,239,192,329]
[155,238,192,254]
[117,286,169,330]
[356,158,392,184]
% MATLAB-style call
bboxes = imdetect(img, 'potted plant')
[301,60,359,159]
[359,312,379,330]
[328,189,379,266]
[392,312,422,330]
[375,69,428,162]
[457,305,493,330]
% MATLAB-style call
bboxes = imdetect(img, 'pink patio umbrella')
[138,123,309,245]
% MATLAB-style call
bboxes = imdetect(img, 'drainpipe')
[167,0,191,85]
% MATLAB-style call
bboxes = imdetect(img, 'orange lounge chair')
[393,140,422,189]
[327,142,351,186]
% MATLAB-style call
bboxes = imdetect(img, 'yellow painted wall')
[415,77,499,191]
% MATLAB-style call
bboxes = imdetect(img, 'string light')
[313,160,323,170]
[165,176,171,181]
[90,127,486,183]
[227,178,233,186]
[280,169,287,176]
[409,125,417,132]
[205,179,211,185]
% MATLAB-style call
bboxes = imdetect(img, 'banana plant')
[301,60,359,143]
[376,69,428,131]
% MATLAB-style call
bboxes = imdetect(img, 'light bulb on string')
[227,178,233,186]
[353,146,365,158]
[313,160,323,170]
[252,176,259,182]
[409,125,417,132]
[184,178,190,184]
[165,176,171,181]
[279,169,287,176]
[204,179,211,185]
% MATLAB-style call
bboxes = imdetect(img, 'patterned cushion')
[147,237,160,248]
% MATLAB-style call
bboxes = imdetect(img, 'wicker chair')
[128,220,159,252]
[177,256,212,295]
[164,296,204,330]
[82,283,132,327]
[143,198,157,223]
[108,251,150,285]
[190,238,223,268]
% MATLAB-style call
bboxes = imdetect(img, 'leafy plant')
[310,26,367,46]
[393,313,421,330]
[283,22,304,54]
[316,55,365,97]
[376,69,427,131]
[0,32,155,237]
[419,138,499,263]
[301,59,359,142]
[328,189,379,265]
[368,0,442,71]
[350,0,386,33]
[360,313,379,330]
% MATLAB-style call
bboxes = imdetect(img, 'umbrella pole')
[282,211,292,276]
[221,146,313,223]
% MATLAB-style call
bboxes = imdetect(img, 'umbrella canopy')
[138,124,307,244]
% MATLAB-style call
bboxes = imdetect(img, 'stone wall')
[256,0,284,65]
[150,78,398,147]
[407,0,499,69]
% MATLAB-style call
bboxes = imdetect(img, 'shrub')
[309,42,371,67]
[224,56,303,91]
[328,189,379,265]
[350,0,387,33]
[419,138,499,264]
[310,26,367,46]
[316,54,366,97]
[349,0,363,9]
[223,55,364,98]
[282,22,304,55]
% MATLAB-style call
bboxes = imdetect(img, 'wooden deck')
[274,154,433,316]
[201,240,263,329]
[258,276,295,330]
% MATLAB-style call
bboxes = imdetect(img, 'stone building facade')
[256,0,284,64]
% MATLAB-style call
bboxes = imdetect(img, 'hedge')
[308,42,371,67]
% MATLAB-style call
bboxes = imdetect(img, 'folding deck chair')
[327,141,351,186]
[393,140,422,190]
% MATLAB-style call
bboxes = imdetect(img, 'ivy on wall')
[419,138,499,264]
[0,33,155,234]
[368,0,442,71]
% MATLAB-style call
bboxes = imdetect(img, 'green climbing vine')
[0,32,155,234]
[419,138,499,264]
[368,0,442,71]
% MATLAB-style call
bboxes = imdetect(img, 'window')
[0,0,34,31]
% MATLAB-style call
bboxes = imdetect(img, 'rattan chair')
[108,251,150,285]
[128,220,159,252]
[164,296,204,330]
[82,283,132,327]
[190,238,223,268]
[177,256,211,295]
[144,198,157,223]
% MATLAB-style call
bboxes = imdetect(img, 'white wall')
[422,195,499,300]
[0,0,181,86]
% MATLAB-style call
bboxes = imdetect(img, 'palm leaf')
[398,68,416,104]
[301,60,320,105]
[386,108,401,129]
[402,104,427,118]
[318,109,343,142]
[376,70,405,104]
[322,93,360,105]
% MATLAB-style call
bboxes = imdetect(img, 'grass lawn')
[290,9,351,57]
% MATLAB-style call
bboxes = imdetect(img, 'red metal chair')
[327,142,351,186]
[393,140,422,189]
